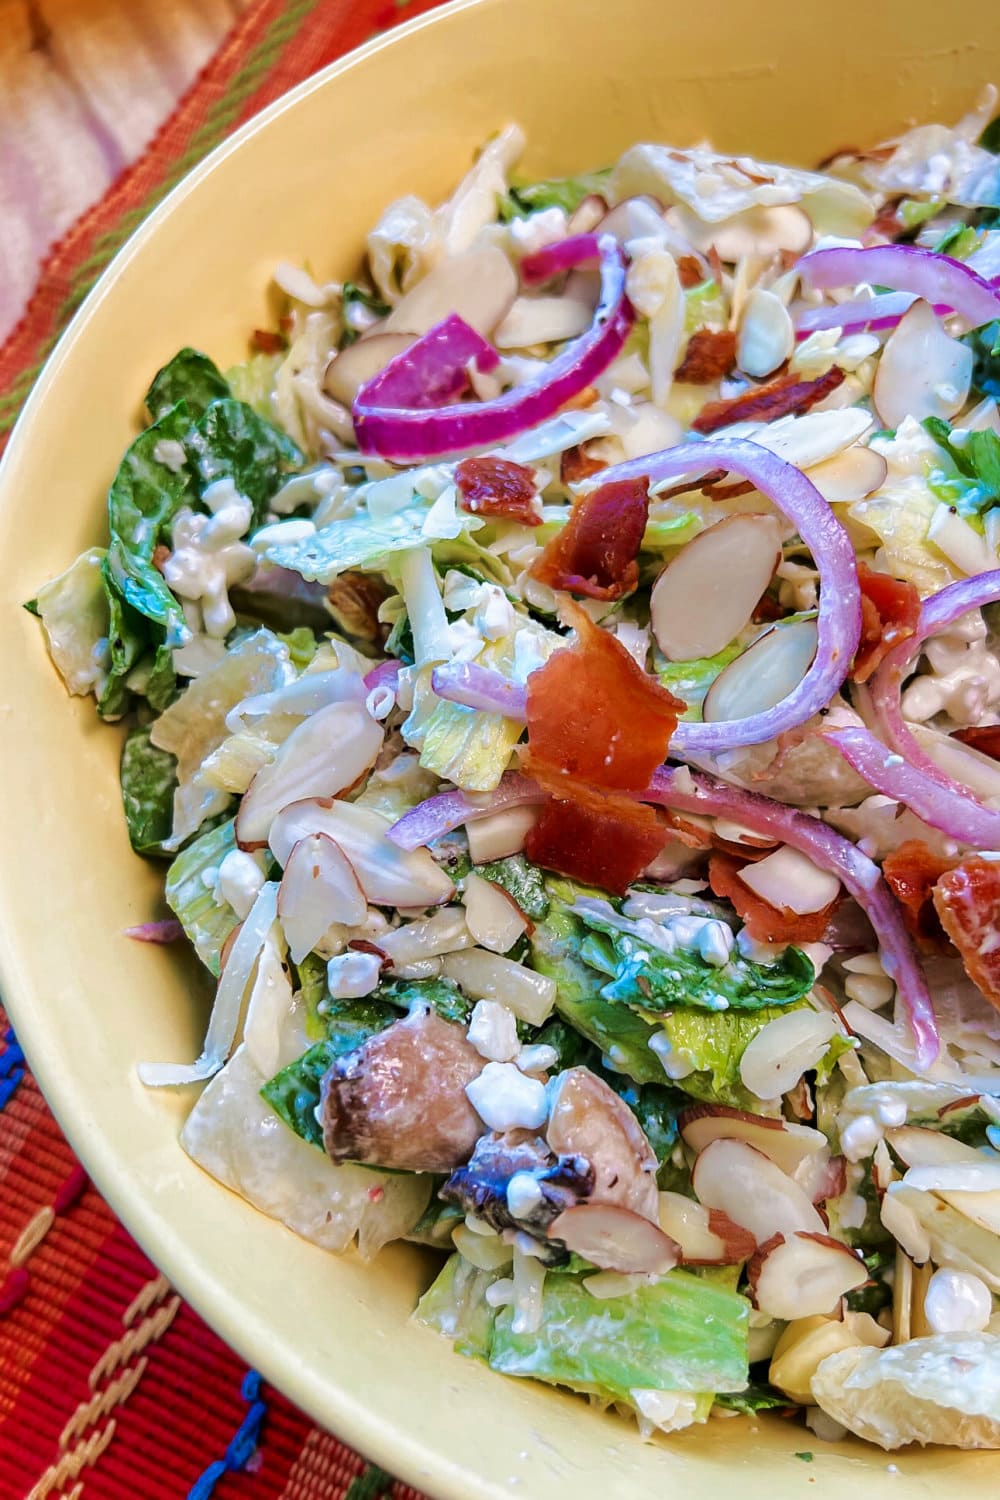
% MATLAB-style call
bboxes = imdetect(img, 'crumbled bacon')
[869,197,905,240]
[152,544,171,575]
[882,840,954,952]
[525,794,666,896]
[708,852,838,944]
[348,938,391,971]
[252,328,287,354]
[531,477,650,600]
[952,725,1000,761]
[525,601,682,795]
[560,444,607,486]
[558,384,599,412]
[933,857,1000,1010]
[691,367,846,436]
[677,255,707,289]
[706,245,724,288]
[675,329,738,384]
[653,469,728,502]
[851,561,920,684]
[456,457,541,526]
[752,593,785,624]
[702,477,755,501]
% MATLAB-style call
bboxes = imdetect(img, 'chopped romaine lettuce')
[654,1004,808,1109]
[184,398,302,528]
[415,1253,500,1360]
[923,415,1000,512]
[340,282,391,347]
[499,168,612,221]
[418,699,524,793]
[655,640,743,721]
[714,1383,794,1415]
[264,506,434,582]
[164,817,239,976]
[489,1266,748,1399]
[226,351,284,419]
[475,854,550,921]
[31,547,112,701]
[120,726,178,857]
[379,976,470,1024]
[965,319,1000,400]
[145,348,231,423]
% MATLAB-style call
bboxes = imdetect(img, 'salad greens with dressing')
[32,86,1000,1450]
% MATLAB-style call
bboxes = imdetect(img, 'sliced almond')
[594,196,667,244]
[323,332,416,406]
[738,1009,840,1103]
[679,1104,827,1176]
[567,194,608,235]
[236,700,383,850]
[680,202,812,262]
[650,514,782,662]
[548,1203,680,1275]
[885,1126,985,1170]
[494,295,592,349]
[748,1231,868,1320]
[465,805,540,863]
[887,1182,1000,1290]
[737,288,794,379]
[873,299,973,428]
[806,446,888,504]
[277,833,367,963]
[657,1191,757,1265]
[748,407,874,470]
[462,872,530,954]
[441,949,555,1026]
[703,617,818,724]
[381,246,517,337]
[737,845,841,915]
[269,797,454,908]
[691,1137,826,1244]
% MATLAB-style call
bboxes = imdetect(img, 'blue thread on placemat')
[0,1028,24,1111]
[187,1371,268,1498]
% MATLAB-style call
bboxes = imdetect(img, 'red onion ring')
[125,919,185,945]
[363,658,401,692]
[388,771,546,850]
[357,314,498,412]
[592,439,862,752]
[795,291,935,339]
[825,725,1000,847]
[641,765,939,1067]
[431,662,528,717]
[798,245,1000,330]
[353,234,633,462]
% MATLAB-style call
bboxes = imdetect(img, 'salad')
[30,86,1000,1451]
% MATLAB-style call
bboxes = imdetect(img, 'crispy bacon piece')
[702,477,756,501]
[677,255,707,289]
[653,468,728,502]
[933,857,1000,1009]
[525,794,666,896]
[752,593,785,624]
[952,725,1000,761]
[252,328,287,354]
[708,852,838,945]
[531,476,650,599]
[691,367,846,436]
[456,456,541,526]
[525,601,682,794]
[882,840,954,952]
[852,562,920,684]
[560,444,607,486]
[152,543,171,575]
[675,329,738,384]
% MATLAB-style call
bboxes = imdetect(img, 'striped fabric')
[0,1,447,1491]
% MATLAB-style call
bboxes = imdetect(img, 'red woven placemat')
[0,2,449,1494]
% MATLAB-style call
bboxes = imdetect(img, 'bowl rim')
[0,3,517,1494]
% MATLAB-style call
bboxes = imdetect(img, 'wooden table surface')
[0,0,254,345]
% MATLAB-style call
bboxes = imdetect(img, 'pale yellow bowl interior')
[3,0,1000,1492]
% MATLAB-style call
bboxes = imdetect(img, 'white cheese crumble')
[325,950,383,999]
[162,476,255,638]
[516,1044,559,1075]
[215,848,266,919]
[506,1172,544,1219]
[466,1062,549,1132]
[648,1031,695,1080]
[467,1000,521,1063]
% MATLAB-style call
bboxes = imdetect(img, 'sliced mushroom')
[545,1067,659,1221]
[441,1130,594,1236]
[321,1007,485,1171]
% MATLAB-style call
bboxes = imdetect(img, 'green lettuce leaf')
[120,726,178,857]
[415,1253,500,1360]
[164,817,239,976]
[923,414,1000,512]
[655,640,743,721]
[339,282,391,348]
[106,403,194,619]
[263,506,433,582]
[30,547,112,701]
[184,398,302,528]
[965,319,1000,401]
[500,168,612,221]
[654,1004,808,1109]
[489,1266,748,1400]
[714,1383,793,1415]
[475,854,549,921]
[418,699,524,793]
[225,351,284,420]
[146,348,231,422]
[576,906,814,1013]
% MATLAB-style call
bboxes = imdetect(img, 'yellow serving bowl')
[2,0,999,1491]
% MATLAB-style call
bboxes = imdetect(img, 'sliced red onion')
[431,662,528,717]
[641,766,938,1067]
[795,291,935,339]
[825,725,1000,847]
[363,658,401,692]
[125,919,184,944]
[357,313,498,412]
[595,439,862,752]
[861,570,1000,846]
[353,234,633,462]
[519,232,609,283]
[798,245,1000,330]
[388,772,546,851]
